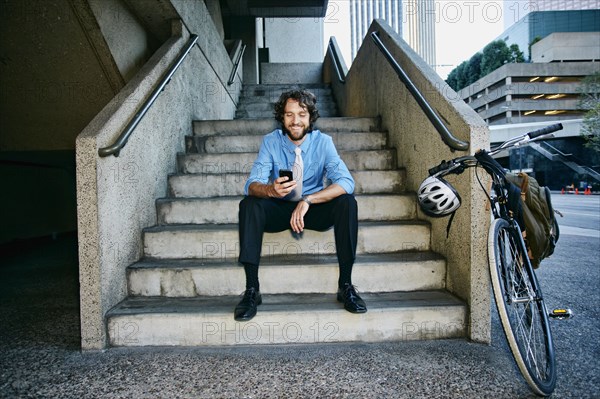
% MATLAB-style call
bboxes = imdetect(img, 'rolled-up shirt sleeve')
[244,138,274,195]
[323,136,354,195]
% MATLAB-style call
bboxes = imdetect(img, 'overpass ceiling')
[221,0,329,18]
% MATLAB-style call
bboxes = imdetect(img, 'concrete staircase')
[106,83,467,347]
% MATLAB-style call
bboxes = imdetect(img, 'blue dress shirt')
[244,129,355,197]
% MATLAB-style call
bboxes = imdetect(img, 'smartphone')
[279,169,293,182]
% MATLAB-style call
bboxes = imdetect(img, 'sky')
[323,0,508,80]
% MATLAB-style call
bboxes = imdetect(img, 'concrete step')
[242,83,332,97]
[157,194,416,225]
[235,103,337,118]
[142,221,431,260]
[238,97,335,107]
[238,93,335,104]
[106,290,467,347]
[177,150,396,173]
[236,108,337,119]
[167,170,406,198]
[127,252,446,297]
[240,85,333,103]
[192,117,381,137]
[186,131,387,154]
[237,100,336,112]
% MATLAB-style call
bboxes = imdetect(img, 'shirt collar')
[280,129,315,153]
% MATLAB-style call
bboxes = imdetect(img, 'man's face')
[283,99,311,143]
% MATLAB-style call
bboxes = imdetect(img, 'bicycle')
[417,123,572,396]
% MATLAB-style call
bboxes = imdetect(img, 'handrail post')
[98,34,199,157]
[327,38,346,84]
[370,31,469,152]
[228,43,246,86]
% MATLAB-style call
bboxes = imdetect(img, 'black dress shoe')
[337,284,367,314]
[234,287,262,321]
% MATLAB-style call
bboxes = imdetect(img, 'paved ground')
[0,226,598,398]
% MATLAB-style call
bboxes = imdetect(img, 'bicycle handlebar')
[427,123,564,177]
[428,160,453,176]
[527,123,563,139]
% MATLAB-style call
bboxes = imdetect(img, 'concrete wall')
[0,151,77,244]
[0,0,150,243]
[0,0,122,151]
[264,18,324,62]
[88,0,157,82]
[325,20,491,343]
[77,1,240,349]
[261,63,323,84]
[532,32,600,63]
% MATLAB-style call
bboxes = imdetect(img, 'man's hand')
[290,200,310,233]
[272,176,296,198]
[248,178,296,199]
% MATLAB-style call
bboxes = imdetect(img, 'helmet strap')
[445,211,457,239]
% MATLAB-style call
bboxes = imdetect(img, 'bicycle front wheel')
[488,218,556,396]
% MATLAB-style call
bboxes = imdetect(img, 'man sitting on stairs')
[235,89,367,321]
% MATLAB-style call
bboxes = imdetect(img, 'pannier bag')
[505,172,561,269]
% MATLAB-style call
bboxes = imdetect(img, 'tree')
[509,44,525,63]
[446,55,481,91]
[577,72,600,152]
[480,40,511,76]
[466,53,483,85]
[446,68,458,91]
[454,61,469,91]
[444,40,524,92]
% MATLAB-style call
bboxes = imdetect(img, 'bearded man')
[235,89,366,321]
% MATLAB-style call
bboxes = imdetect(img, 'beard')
[283,124,311,142]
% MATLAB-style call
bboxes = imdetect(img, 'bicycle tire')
[488,218,556,396]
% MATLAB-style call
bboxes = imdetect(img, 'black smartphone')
[279,169,293,182]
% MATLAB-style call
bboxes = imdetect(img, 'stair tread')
[179,149,394,156]
[143,219,429,233]
[192,117,382,135]
[108,290,464,316]
[168,169,404,178]
[189,130,386,138]
[129,251,444,270]
[156,192,413,203]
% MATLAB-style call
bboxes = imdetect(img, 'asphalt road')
[0,194,598,398]
[551,193,600,235]
[530,193,600,398]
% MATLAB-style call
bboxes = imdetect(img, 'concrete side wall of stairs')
[77,6,242,350]
[325,20,491,343]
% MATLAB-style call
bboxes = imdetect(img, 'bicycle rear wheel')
[488,218,556,396]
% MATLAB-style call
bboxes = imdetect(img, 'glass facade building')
[499,10,600,60]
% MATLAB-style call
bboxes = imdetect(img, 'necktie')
[289,147,303,201]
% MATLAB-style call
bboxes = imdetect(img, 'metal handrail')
[98,34,199,157]
[370,31,469,152]
[327,38,346,84]
[227,43,246,86]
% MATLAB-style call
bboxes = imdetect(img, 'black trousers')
[238,194,358,270]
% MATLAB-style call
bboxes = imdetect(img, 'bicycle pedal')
[549,308,573,320]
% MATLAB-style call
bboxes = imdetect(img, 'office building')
[499,9,600,60]
[503,0,600,30]
[350,0,436,67]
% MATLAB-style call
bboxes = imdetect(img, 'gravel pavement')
[0,232,598,399]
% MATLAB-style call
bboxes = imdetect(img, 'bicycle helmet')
[418,176,461,217]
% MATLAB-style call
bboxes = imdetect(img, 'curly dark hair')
[273,89,320,129]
